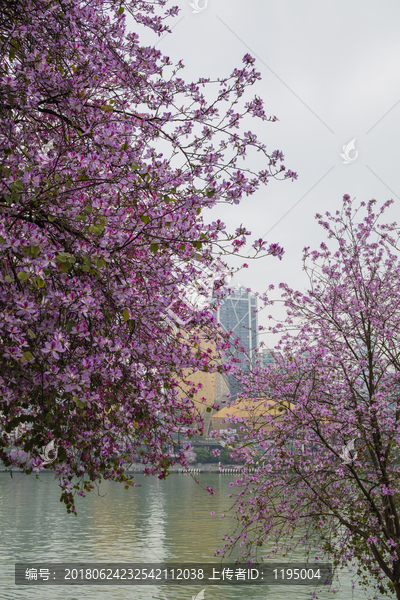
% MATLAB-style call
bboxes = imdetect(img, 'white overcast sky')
[132,0,400,347]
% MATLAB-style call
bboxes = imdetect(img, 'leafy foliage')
[193,446,237,464]
[0,0,293,512]
[222,197,400,599]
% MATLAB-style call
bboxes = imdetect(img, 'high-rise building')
[260,348,276,367]
[217,285,258,401]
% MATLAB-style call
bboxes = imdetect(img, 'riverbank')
[126,463,255,474]
[0,463,255,474]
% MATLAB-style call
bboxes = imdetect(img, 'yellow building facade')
[211,398,296,436]
[178,336,230,437]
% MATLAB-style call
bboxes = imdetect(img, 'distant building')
[217,285,258,401]
[177,337,230,437]
[260,348,276,368]
[184,368,230,437]
[211,398,296,437]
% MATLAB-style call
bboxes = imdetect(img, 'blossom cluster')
[218,197,400,597]
[0,0,293,511]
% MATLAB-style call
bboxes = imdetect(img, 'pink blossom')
[41,340,65,360]
[0,0,294,516]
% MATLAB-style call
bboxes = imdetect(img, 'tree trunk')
[395,582,400,600]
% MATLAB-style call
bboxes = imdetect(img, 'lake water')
[0,471,381,600]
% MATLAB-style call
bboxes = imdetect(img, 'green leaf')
[17,272,29,281]
[31,245,40,258]
[123,309,129,322]
[5,275,13,282]
[96,258,105,268]
[150,244,158,254]
[140,215,149,225]
[81,257,91,271]
[206,407,212,413]
[54,174,62,181]
[73,396,86,409]
[206,189,215,199]
[23,351,33,362]
[48,215,56,222]
[36,275,45,288]
[196,208,201,215]
[13,179,23,190]
[118,5,124,14]
[100,105,113,112]
[59,261,71,272]
[192,241,202,249]
[28,329,36,339]
[132,163,139,170]
[66,320,75,334]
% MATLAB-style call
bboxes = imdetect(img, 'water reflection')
[0,472,380,600]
